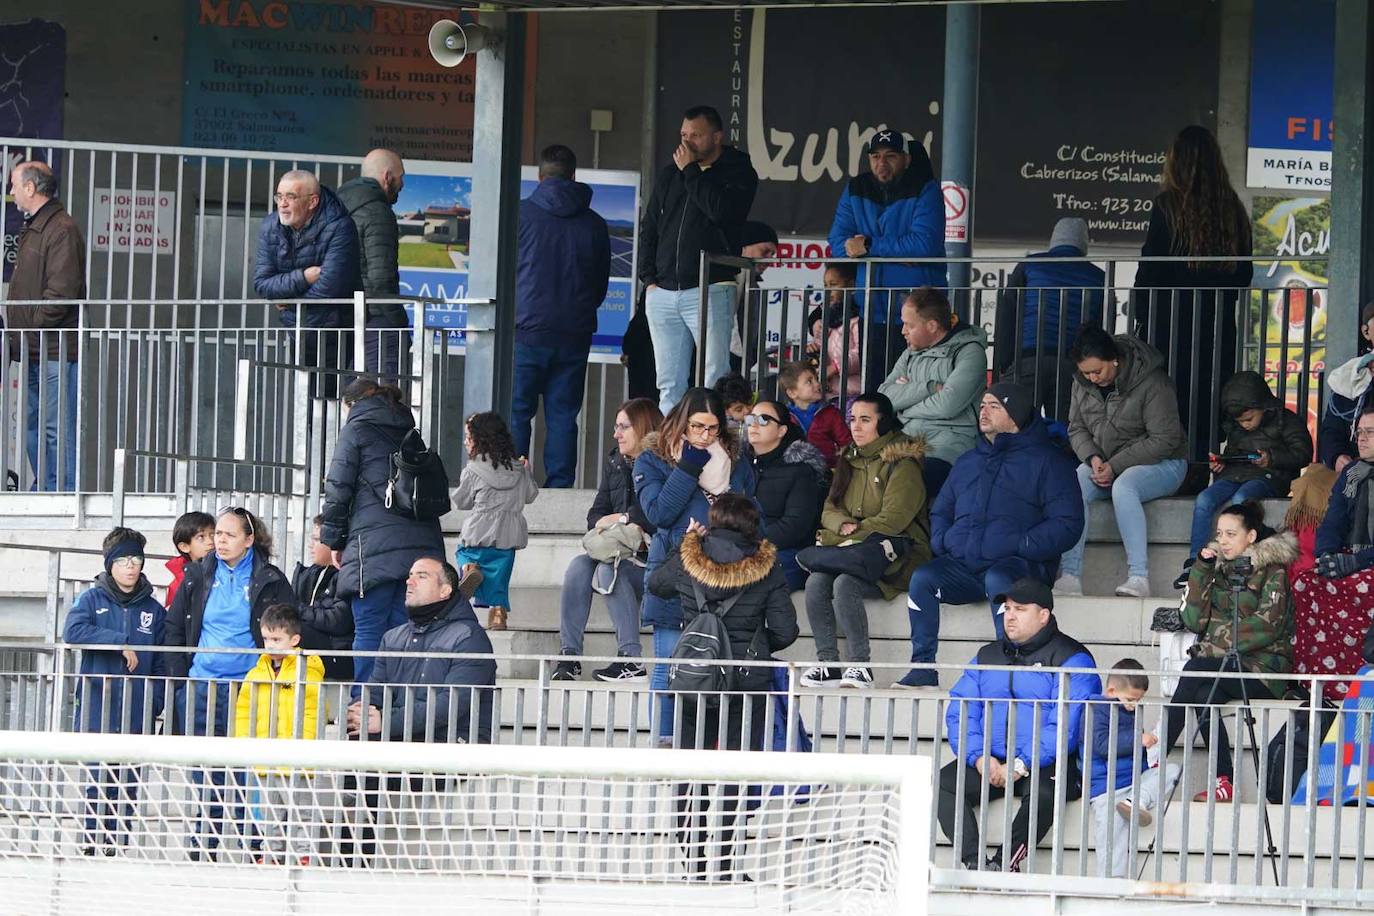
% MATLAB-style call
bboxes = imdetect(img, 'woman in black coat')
[319,379,445,688]
[744,400,828,591]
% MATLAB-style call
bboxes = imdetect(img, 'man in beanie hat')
[1317,300,1374,472]
[939,576,1099,872]
[895,382,1083,688]
[992,217,1106,422]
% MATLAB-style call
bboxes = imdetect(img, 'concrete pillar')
[1329,1,1374,369]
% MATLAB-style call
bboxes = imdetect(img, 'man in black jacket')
[638,105,758,413]
[337,148,408,382]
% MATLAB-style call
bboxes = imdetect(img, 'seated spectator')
[878,286,988,500]
[900,383,1083,688]
[992,217,1105,421]
[1163,501,1295,802]
[939,578,1099,873]
[554,397,662,683]
[809,262,863,403]
[293,514,355,682]
[1176,371,1312,587]
[713,372,755,433]
[347,557,496,743]
[1316,302,1374,471]
[803,392,930,689]
[781,360,850,467]
[744,400,828,591]
[1291,408,1374,701]
[1056,328,1186,598]
[165,511,214,609]
[1083,659,1180,878]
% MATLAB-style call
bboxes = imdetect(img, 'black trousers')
[333,773,443,867]
[675,693,768,880]
[1164,655,1274,780]
[936,759,1056,868]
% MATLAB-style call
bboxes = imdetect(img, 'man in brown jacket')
[7,161,84,490]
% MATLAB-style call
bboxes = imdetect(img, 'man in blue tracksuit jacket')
[939,578,1099,873]
[828,128,947,388]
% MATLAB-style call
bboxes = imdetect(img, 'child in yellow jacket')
[233,603,324,865]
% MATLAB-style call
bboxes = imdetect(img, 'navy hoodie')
[515,177,611,350]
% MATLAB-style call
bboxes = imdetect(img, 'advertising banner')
[0,18,65,281]
[1246,0,1335,191]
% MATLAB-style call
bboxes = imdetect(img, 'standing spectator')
[635,387,756,737]
[1134,125,1252,461]
[62,527,165,855]
[780,360,850,467]
[319,379,444,689]
[879,286,988,500]
[511,144,612,488]
[622,288,659,404]
[810,262,863,403]
[164,507,295,859]
[1291,408,1374,700]
[1317,302,1374,471]
[733,221,778,378]
[336,148,409,382]
[939,578,1099,873]
[6,161,84,491]
[827,130,947,388]
[253,169,360,397]
[639,105,759,413]
[744,400,828,591]
[803,392,930,689]
[453,411,539,631]
[993,217,1105,421]
[165,511,215,610]
[294,515,355,683]
[1176,371,1312,587]
[1057,328,1187,598]
[1164,501,1296,802]
[554,397,662,683]
[900,384,1083,689]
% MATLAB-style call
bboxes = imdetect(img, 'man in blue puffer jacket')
[897,382,1082,688]
[938,579,1099,873]
[828,129,947,388]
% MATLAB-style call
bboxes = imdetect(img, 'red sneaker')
[297,855,311,867]
[1193,775,1234,803]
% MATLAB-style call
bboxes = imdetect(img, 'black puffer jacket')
[638,146,759,289]
[164,552,296,680]
[292,562,354,681]
[749,439,827,551]
[586,448,656,555]
[320,394,445,597]
[1217,370,1314,492]
[648,529,799,669]
[335,176,406,326]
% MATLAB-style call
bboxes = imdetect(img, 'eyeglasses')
[687,421,721,436]
[111,556,145,570]
[742,414,782,428]
[1357,429,1374,439]
[613,422,633,433]
[273,191,314,203]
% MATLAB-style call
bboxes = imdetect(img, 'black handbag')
[796,532,912,581]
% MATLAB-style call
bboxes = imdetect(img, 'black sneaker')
[551,654,581,681]
[594,659,648,682]
[1172,558,1195,590]
[799,665,843,688]
[984,856,1002,872]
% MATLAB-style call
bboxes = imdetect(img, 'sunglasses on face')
[743,414,782,428]
[217,506,257,530]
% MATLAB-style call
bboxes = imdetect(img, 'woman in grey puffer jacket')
[453,411,539,630]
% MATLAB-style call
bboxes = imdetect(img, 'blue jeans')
[777,547,807,592]
[645,283,735,414]
[25,359,77,491]
[1060,458,1187,579]
[512,342,590,488]
[350,579,408,693]
[559,554,645,656]
[905,555,1034,685]
[651,625,681,739]
[1189,478,1277,554]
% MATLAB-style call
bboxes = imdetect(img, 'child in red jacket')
[164,511,214,608]
[780,361,850,467]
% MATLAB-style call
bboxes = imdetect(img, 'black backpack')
[669,585,742,698]
[384,428,452,521]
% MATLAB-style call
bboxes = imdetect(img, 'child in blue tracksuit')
[61,527,167,854]
[1084,659,1180,878]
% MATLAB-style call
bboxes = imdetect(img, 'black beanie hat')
[987,381,1037,431]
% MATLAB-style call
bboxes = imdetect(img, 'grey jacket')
[1068,334,1187,472]
[455,456,539,549]
[878,322,989,464]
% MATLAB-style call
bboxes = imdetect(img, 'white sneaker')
[1053,574,1082,596]
[1115,798,1153,827]
[1115,576,1151,598]
[840,666,873,689]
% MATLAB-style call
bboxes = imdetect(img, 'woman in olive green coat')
[801,392,931,689]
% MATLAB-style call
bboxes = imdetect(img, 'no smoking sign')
[942,180,969,243]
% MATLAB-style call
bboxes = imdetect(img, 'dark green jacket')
[1217,371,1314,493]
[336,176,406,325]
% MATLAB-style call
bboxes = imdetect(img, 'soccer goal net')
[0,729,930,915]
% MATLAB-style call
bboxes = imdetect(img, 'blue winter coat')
[253,185,360,328]
[827,168,947,316]
[946,619,1099,769]
[1004,246,1105,354]
[1315,460,1374,557]
[63,574,166,735]
[1081,694,1146,799]
[516,178,611,350]
[634,435,757,628]
[931,417,1084,580]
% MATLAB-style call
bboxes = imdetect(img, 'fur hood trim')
[878,433,928,464]
[783,439,830,484]
[1204,529,1299,573]
[679,530,778,590]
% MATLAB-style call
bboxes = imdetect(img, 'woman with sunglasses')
[744,400,828,591]
[635,387,756,739]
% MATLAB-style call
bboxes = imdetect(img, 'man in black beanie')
[894,382,1084,688]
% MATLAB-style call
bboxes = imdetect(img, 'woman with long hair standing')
[1134,125,1253,461]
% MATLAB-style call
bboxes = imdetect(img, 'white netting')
[0,731,928,915]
